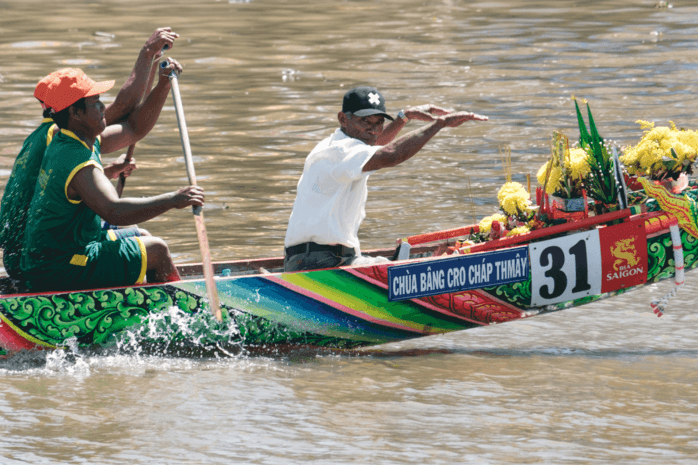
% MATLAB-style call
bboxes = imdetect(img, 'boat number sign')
[388,247,529,301]
[529,220,647,307]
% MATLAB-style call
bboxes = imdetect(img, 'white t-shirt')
[284,129,381,253]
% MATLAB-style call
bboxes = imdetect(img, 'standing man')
[0,27,179,281]
[284,86,488,272]
[20,62,203,292]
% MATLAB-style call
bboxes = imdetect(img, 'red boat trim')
[414,293,501,326]
[643,211,678,238]
[464,208,634,254]
[0,313,56,351]
[265,276,431,334]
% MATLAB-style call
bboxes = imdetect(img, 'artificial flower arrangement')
[620,120,698,181]
[535,99,620,216]
[535,129,592,216]
[447,182,534,254]
[572,99,619,210]
[479,182,534,239]
[536,145,591,198]
[450,99,622,255]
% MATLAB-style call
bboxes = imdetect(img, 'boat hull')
[0,210,694,354]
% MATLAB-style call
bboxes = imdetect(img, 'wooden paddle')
[116,45,168,197]
[163,61,223,322]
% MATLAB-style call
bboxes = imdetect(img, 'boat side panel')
[0,286,180,348]
[0,312,54,351]
[276,270,478,333]
[199,277,431,344]
[646,229,698,282]
[352,263,530,324]
[537,227,698,313]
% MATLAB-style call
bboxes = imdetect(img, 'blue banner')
[388,247,529,301]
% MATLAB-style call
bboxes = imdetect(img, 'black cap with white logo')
[342,86,394,121]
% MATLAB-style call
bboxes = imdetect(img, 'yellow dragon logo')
[610,237,640,271]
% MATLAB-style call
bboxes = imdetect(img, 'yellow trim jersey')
[19,130,146,291]
[21,130,104,280]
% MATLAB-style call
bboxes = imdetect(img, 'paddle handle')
[168,71,199,187]
[167,67,222,322]
[116,45,169,197]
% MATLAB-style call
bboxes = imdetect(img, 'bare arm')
[363,111,488,172]
[99,58,183,155]
[68,165,204,226]
[104,27,179,125]
[376,105,452,145]
[376,118,408,146]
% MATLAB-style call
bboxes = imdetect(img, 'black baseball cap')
[342,86,394,121]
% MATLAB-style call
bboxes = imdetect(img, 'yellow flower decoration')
[479,213,508,233]
[621,120,698,178]
[536,149,589,196]
[537,161,563,194]
[506,225,531,237]
[497,182,531,216]
[567,148,591,179]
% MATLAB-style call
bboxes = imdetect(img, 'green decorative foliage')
[0,290,154,346]
[574,99,592,150]
[575,100,618,205]
[0,284,367,352]
[484,279,532,307]
[646,236,670,282]
[645,229,698,283]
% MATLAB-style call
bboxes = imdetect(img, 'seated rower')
[20,64,203,292]
[284,86,488,272]
[0,27,179,281]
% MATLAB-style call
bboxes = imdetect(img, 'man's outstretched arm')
[376,105,452,146]
[364,111,488,172]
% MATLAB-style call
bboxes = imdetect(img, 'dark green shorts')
[80,235,147,289]
[101,226,141,242]
[27,229,146,292]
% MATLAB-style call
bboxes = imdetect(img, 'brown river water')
[1,0,698,463]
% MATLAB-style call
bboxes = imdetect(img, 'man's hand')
[437,111,489,128]
[405,104,452,122]
[143,27,179,59]
[172,186,205,209]
[158,57,183,83]
[104,153,137,180]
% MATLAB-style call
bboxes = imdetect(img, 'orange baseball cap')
[34,73,52,109]
[42,68,115,113]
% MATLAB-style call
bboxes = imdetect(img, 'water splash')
[113,305,244,358]
[44,338,91,376]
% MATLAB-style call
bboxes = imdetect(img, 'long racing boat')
[0,201,693,356]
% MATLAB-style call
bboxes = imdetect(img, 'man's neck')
[65,124,96,149]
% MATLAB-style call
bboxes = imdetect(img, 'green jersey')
[0,119,56,278]
[21,129,104,281]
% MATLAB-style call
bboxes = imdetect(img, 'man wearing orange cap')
[0,27,179,283]
[20,60,204,292]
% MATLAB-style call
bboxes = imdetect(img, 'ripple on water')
[5,41,68,49]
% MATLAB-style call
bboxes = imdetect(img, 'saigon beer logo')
[607,237,642,280]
